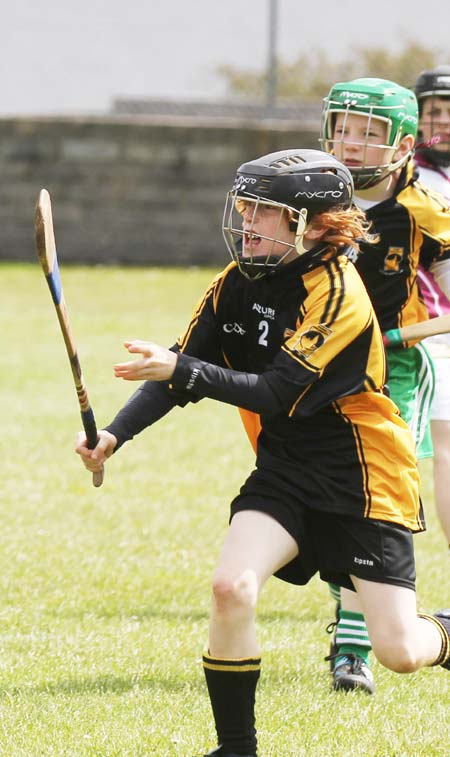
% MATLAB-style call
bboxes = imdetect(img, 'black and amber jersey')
[106,245,422,531]
[353,162,450,333]
[166,249,422,532]
[173,252,385,416]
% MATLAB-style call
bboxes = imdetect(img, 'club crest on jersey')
[381,247,404,275]
[291,323,332,358]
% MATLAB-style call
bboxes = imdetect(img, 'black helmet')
[415,65,450,166]
[415,65,450,102]
[222,149,353,280]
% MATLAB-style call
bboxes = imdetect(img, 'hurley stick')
[383,314,450,347]
[35,189,104,487]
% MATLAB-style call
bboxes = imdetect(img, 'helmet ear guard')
[294,208,308,256]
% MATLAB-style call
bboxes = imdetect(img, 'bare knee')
[212,569,258,621]
[373,639,421,673]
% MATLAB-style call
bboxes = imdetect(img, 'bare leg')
[351,576,443,671]
[340,586,364,612]
[203,511,298,754]
[209,510,298,658]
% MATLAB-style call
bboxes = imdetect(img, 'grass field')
[1,262,449,756]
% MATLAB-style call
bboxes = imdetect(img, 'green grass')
[0,262,449,756]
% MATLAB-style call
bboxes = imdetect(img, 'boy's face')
[332,112,393,170]
[238,200,296,260]
[420,96,450,152]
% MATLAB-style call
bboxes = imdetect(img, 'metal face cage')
[320,102,408,189]
[222,192,300,280]
[417,94,450,163]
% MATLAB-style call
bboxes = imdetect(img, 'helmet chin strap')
[378,148,414,183]
[294,209,309,255]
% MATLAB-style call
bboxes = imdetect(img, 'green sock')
[336,609,371,665]
[328,582,341,604]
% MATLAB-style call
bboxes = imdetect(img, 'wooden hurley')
[35,189,104,488]
[383,314,450,347]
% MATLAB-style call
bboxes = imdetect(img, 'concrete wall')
[0,116,318,266]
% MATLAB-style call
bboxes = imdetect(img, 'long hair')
[309,206,377,254]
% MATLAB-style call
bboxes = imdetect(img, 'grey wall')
[0,117,318,266]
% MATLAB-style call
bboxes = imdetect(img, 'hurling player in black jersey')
[320,76,450,695]
[75,149,450,757]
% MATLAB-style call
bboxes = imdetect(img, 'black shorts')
[230,492,416,592]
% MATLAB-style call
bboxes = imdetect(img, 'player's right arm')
[74,268,230,464]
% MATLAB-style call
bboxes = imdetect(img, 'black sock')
[203,651,261,755]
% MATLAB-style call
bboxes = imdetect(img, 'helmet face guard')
[320,78,418,189]
[222,149,353,280]
[222,195,307,280]
[415,66,450,167]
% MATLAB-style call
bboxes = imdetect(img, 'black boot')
[203,746,257,757]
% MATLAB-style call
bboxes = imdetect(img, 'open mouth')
[244,232,261,248]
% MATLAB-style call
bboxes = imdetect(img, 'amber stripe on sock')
[203,651,261,755]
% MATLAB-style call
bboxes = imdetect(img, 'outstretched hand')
[114,340,178,382]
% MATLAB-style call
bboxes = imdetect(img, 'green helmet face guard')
[320,78,418,189]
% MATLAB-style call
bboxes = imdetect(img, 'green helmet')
[320,78,418,189]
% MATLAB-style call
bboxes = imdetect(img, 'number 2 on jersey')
[258,319,269,347]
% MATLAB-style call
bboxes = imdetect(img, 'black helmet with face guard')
[222,149,354,280]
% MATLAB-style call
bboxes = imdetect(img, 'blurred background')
[2,0,449,266]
